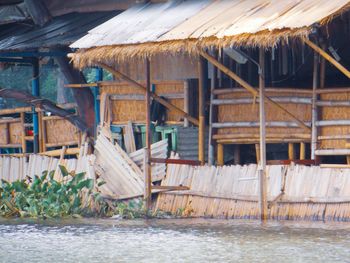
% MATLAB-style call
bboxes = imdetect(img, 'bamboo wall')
[41,116,81,149]
[0,121,23,146]
[319,92,350,149]
[216,89,312,143]
[156,164,350,221]
[100,81,185,124]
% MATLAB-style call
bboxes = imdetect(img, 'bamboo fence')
[156,164,350,221]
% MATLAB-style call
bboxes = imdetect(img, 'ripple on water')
[0,218,349,263]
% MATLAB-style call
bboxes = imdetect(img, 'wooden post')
[255,144,260,164]
[259,48,268,221]
[300,142,306,160]
[217,143,224,166]
[20,113,27,153]
[208,50,218,165]
[183,80,189,128]
[144,58,152,214]
[311,52,319,160]
[198,56,208,165]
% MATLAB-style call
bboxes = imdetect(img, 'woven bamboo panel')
[100,81,184,123]
[0,121,22,145]
[155,164,350,221]
[319,92,350,149]
[45,119,80,145]
[217,90,312,142]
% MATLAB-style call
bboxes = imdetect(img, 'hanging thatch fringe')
[70,28,310,69]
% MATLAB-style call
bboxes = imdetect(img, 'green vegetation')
[0,166,94,218]
[0,166,152,219]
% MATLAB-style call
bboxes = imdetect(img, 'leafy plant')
[0,166,94,218]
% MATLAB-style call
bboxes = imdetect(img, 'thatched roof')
[70,0,350,68]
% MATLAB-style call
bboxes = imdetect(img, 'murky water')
[0,218,349,263]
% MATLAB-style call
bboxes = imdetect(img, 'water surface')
[0,218,349,263]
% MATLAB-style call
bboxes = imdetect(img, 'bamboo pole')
[212,121,310,128]
[304,38,350,79]
[96,63,199,126]
[198,56,208,165]
[311,52,319,160]
[199,51,311,132]
[145,59,152,214]
[258,48,268,221]
[212,97,312,105]
[213,88,313,95]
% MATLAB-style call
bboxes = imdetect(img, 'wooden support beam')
[258,48,268,221]
[304,38,350,79]
[288,143,295,160]
[150,158,201,166]
[208,50,218,165]
[311,52,319,160]
[64,83,98,88]
[40,147,80,157]
[97,63,199,126]
[183,80,190,128]
[199,51,311,132]
[151,186,190,191]
[198,56,207,165]
[144,59,152,214]
[217,143,224,166]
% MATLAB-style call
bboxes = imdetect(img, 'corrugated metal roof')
[71,0,350,49]
[0,11,118,51]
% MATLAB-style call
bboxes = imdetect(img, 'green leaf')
[75,179,94,190]
[59,165,69,177]
[97,181,106,187]
[71,172,85,185]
